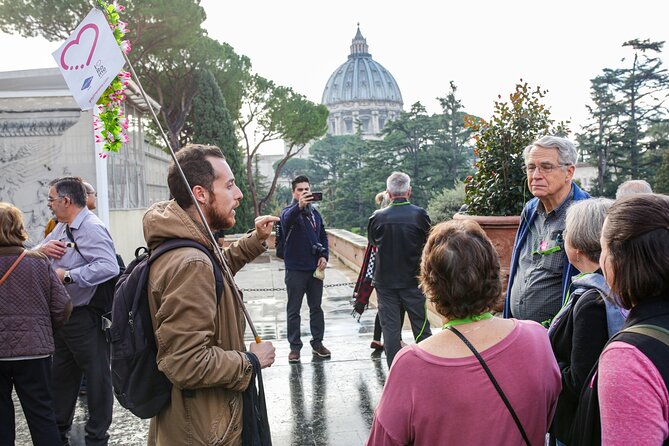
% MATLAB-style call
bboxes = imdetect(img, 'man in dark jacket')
[281,175,330,363]
[368,171,432,367]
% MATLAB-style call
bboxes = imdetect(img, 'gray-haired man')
[504,136,591,325]
[616,179,653,199]
[39,176,119,445]
[367,171,432,367]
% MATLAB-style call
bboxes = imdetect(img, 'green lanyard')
[442,312,493,329]
[542,272,593,329]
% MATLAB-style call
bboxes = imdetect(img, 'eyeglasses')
[522,163,572,174]
[87,192,97,197]
[47,195,66,203]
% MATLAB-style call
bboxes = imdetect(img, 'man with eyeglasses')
[38,176,119,446]
[44,180,97,236]
[504,136,590,326]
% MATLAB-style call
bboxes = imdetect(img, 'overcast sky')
[2,0,668,134]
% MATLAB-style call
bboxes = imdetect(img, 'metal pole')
[119,51,262,343]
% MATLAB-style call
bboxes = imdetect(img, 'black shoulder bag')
[447,326,532,446]
[64,225,125,315]
[242,352,272,446]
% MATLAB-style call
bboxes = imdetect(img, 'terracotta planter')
[452,213,520,311]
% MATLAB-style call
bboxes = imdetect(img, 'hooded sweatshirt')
[143,200,266,446]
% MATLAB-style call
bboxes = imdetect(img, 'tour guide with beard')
[141,144,277,445]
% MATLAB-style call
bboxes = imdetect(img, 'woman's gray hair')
[565,197,613,263]
[386,171,411,197]
[523,135,578,166]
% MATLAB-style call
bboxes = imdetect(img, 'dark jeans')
[285,270,325,351]
[376,287,432,367]
[52,306,112,446]
[373,307,406,342]
[0,357,60,446]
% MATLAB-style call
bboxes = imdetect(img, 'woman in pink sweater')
[366,219,561,446]
[595,193,669,445]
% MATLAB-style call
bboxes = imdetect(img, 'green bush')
[464,82,566,216]
[427,182,466,223]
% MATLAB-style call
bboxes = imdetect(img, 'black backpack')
[64,227,125,314]
[109,239,223,419]
[89,253,125,314]
[274,219,294,260]
[572,324,669,446]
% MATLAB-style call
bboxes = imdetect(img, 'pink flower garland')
[94,0,131,158]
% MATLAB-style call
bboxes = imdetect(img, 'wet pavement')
[14,251,432,445]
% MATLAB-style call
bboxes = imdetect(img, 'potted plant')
[456,82,567,302]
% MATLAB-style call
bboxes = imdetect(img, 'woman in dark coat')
[548,198,626,444]
[0,202,72,446]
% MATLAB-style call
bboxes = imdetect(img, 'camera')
[311,243,326,257]
[310,192,323,202]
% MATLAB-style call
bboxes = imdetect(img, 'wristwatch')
[63,270,73,284]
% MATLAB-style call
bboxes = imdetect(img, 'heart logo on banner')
[59,23,100,71]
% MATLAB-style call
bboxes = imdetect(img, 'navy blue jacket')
[504,183,590,318]
[280,202,329,271]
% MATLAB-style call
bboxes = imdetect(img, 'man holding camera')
[281,175,330,363]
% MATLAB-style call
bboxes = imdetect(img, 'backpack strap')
[608,323,669,396]
[621,324,669,347]
[149,239,224,304]
[284,224,295,244]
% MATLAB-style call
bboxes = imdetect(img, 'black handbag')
[242,352,272,446]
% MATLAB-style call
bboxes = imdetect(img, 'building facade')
[0,68,169,260]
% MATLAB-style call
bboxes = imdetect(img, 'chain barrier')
[241,281,356,293]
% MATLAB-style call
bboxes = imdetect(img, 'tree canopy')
[0,0,250,152]
[578,39,669,195]
[237,74,328,216]
[190,69,253,232]
[464,82,566,216]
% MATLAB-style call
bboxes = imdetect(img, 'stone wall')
[0,94,93,243]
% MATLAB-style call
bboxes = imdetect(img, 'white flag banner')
[52,8,125,111]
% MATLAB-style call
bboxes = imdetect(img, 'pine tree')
[579,39,669,193]
[191,70,253,233]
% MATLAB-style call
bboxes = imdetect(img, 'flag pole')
[118,51,263,344]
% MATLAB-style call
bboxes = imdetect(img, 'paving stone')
[14,252,428,445]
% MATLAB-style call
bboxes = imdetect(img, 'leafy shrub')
[427,181,466,223]
[464,82,566,216]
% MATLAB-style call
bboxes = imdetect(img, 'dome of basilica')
[321,27,403,137]
[322,28,403,106]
